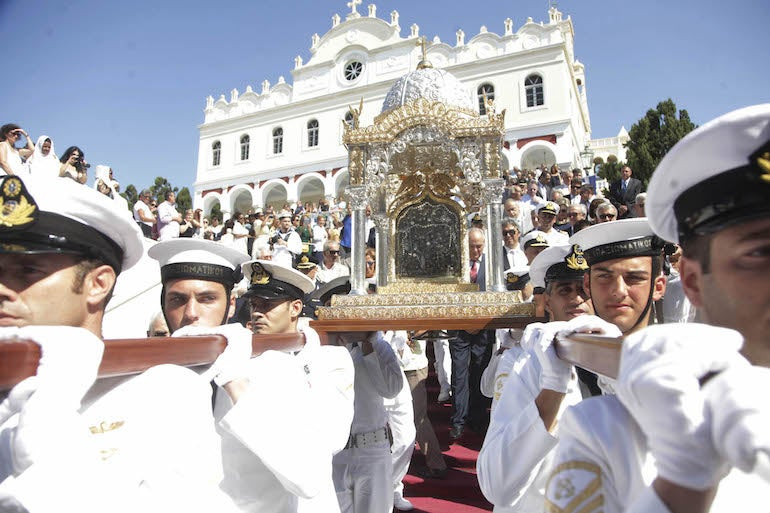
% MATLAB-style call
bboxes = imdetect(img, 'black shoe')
[449,425,464,440]
[418,467,448,480]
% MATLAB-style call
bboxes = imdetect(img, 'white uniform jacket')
[215,328,354,513]
[477,348,582,512]
[295,327,355,513]
[548,395,770,513]
[339,332,403,447]
[0,364,239,513]
[272,229,302,268]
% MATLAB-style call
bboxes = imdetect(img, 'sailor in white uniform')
[476,244,596,512]
[332,330,403,513]
[547,104,770,512]
[0,176,236,512]
[149,242,354,513]
[271,210,303,269]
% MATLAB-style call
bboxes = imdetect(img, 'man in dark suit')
[449,228,494,440]
[608,165,643,219]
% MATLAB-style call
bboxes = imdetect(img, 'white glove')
[522,322,572,393]
[705,363,770,480]
[173,324,253,386]
[562,314,623,337]
[0,326,104,473]
[616,323,744,490]
[0,326,104,410]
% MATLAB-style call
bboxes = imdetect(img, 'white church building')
[193,3,598,219]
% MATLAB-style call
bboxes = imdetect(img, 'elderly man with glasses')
[317,240,350,284]
[595,202,618,223]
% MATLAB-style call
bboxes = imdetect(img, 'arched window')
[525,74,544,107]
[212,140,221,166]
[272,127,283,154]
[307,119,319,147]
[477,83,495,115]
[344,111,355,128]
[240,134,250,160]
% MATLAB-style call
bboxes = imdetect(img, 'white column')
[347,186,368,295]
[482,179,506,292]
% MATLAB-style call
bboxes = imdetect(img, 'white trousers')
[433,339,452,395]
[385,374,416,497]
[332,443,393,513]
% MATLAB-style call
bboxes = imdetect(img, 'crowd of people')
[0,104,767,513]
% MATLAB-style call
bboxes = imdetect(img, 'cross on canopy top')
[416,35,433,69]
[347,0,362,16]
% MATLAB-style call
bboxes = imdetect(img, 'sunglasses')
[503,229,518,237]
[599,214,616,220]
[328,250,340,255]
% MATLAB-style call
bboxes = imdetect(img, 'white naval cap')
[0,175,143,273]
[148,238,250,289]
[277,210,293,219]
[242,259,315,300]
[530,244,589,289]
[647,104,770,243]
[504,265,531,291]
[569,218,664,266]
[537,201,560,216]
[521,230,550,250]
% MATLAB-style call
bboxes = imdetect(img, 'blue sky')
[2,0,768,193]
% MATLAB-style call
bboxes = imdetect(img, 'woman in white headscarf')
[93,164,129,212]
[26,135,59,178]
[94,165,115,198]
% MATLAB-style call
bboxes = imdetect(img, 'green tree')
[625,99,696,187]
[176,187,192,212]
[121,183,139,207]
[595,155,625,184]
[149,176,178,203]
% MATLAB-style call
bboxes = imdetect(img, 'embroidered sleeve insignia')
[545,460,604,513]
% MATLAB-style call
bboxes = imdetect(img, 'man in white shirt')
[521,180,546,210]
[0,176,234,512]
[132,188,156,238]
[311,214,329,262]
[536,202,570,246]
[504,195,534,234]
[502,219,527,272]
[149,241,354,513]
[157,190,182,241]
[478,219,666,513]
[316,241,350,284]
[332,330,403,513]
[547,104,770,513]
[477,244,594,512]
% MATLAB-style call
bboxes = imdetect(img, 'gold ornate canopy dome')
[380,68,476,116]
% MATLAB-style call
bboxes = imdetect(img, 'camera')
[269,233,281,245]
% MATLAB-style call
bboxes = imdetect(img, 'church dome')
[381,67,475,114]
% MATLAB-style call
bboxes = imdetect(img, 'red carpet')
[399,347,493,512]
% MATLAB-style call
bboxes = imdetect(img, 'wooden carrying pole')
[554,332,623,379]
[0,333,305,392]
[0,328,623,391]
